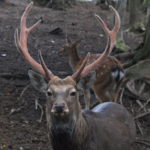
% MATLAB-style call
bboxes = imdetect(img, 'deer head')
[58,37,82,57]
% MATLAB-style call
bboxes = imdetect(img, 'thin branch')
[138,98,150,112]
[20,84,31,101]
[135,140,150,147]
[38,102,44,123]
[114,51,136,61]
[134,111,150,119]
[0,73,28,79]
[135,121,143,136]
[136,100,146,112]
[135,82,146,112]
[119,88,124,105]
[139,82,146,94]
[126,81,147,101]
[35,98,44,123]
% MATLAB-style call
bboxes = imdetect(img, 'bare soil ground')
[0,0,150,150]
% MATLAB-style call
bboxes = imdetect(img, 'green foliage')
[114,37,130,52]
[143,0,147,5]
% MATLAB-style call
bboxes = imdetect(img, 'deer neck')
[68,46,80,72]
[48,103,89,150]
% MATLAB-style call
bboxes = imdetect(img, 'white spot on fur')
[103,65,105,68]
[101,72,103,75]
[51,109,54,113]
[111,70,118,79]
[65,108,69,113]
[119,71,124,81]
[106,91,109,96]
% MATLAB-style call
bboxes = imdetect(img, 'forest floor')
[0,0,150,150]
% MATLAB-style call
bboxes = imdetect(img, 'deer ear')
[66,36,72,48]
[75,38,82,46]
[28,70,48,92]
[77,71,96,91]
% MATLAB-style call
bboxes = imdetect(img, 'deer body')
[44,77,135,150]
[15,3,135,150]
[58,42,124,109]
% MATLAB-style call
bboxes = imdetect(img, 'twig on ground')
[139,82,146,94]
[119,88,124,105]
[35,98,38,110]
[135,32,145,37]
[138,98,150,112]
[136,139,150,143]
[0,73,28,79]
[35,98,44,123]
[144,79,150,85]
[114,51,136,61]
[135,140,150,147]
[20,84,31,101]
[134,111,150,119]
[135,121,143,136]
[135,81,146,112]
[126,80,147,102]
[136,100,146,112]
[8,108,21,115]
[38,103,44,123]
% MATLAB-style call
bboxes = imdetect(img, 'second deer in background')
[58,24,124,110]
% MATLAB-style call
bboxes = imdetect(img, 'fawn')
[58,25,124,110]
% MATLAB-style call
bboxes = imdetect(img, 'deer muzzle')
[51,102,69,116]
[55,104,65,113]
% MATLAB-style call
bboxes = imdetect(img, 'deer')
[58,30,124,110]
[14,2,136,150]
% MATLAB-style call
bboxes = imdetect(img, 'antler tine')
[15,2,53,81]
[38,50,54,81]
[20,2,41,50]
[95,5,120,51]
[71,52,90,82]
[72,6,120,80]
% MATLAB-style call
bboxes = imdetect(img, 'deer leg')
[96,90,110,103]
[112,79,124,102]
[83,89,91,110]
[92,86,110,103]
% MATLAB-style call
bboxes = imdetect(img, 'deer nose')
[55,104,65,113]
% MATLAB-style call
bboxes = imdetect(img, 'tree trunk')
[114,0,130,52]
[129,0,145,32]
[146,0,150,22]
[32,0,76,10]
[104,0,112,6]
[125,59,150,80]
[124,12,150,80]
[96,0,111,9]
[133,14,150,63]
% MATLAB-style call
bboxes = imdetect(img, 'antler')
[14,2,54,81]
[72,6,120,81]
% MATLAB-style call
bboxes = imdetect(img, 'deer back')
[82,102,135,150]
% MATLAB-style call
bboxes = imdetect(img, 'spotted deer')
[58,31,124,110]
[15,3,136,150]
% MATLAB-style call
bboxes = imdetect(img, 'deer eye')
[47,91,52,96]
[70,91,76,96]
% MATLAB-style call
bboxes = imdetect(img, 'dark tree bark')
[129,0,145,32]
[32,0,76,10]
[114,0,130,52]
[96,0,113,9]
[121,12,150,80]
[133,14,150,63]
[146,0,150,22]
